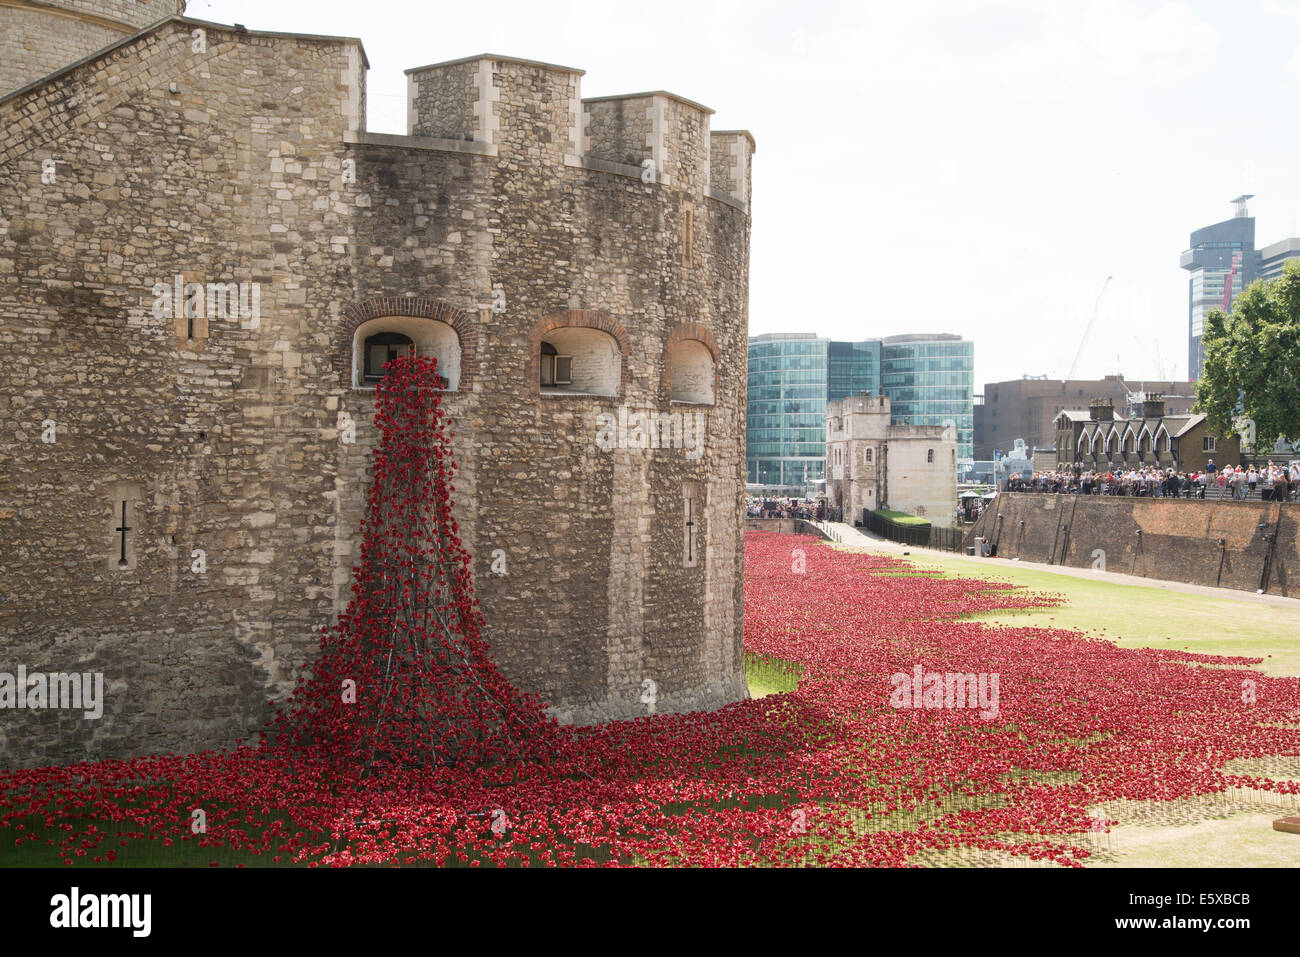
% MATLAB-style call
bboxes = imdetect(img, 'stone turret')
[0,19,755,764]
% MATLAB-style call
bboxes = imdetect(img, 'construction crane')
[1066,275,1113,381]
[1221,251,1242,313]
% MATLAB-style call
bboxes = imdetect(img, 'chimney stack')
[1141,393,1165,419]
[1089,397,1114,422]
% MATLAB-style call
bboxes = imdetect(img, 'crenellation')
[709,130,755,210]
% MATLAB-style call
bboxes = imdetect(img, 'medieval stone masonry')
[826,394,958,527]
[0,4,756,767]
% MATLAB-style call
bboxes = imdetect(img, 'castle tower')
[0,0,185,96]
[0,25,754,765]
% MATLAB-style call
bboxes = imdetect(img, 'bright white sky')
[192,0,1300,390]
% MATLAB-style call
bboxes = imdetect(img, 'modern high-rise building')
[879,334,975,466]
[747,334,829,491]
[1182,197,1300,380]
[827,339,881,402]
[747,332,974,493]
[1260,237,1300,282]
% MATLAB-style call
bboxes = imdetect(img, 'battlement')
[405,54,584,159]
[404,54,754,207]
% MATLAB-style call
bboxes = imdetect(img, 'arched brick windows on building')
[531,311,630,398]
[336,300,476,392]
[538,327,621,396]
[349,315,461,391]
[663,325,719,406]
[667,339,716,405]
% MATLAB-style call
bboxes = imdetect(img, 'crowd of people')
[959,498,989,523]
[745,496,843,522]
[1007,460,1300,501]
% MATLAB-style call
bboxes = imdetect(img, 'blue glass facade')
[880,335,975,465]
[747,333,974,492]
[747,334,828,490]
[827,339,880,402]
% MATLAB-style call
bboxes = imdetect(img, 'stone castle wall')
[0,0,184,95]
[966,495,1300,596]
[0,23,754,766]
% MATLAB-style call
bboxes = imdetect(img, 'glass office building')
[880,334,975,466]
[1181,205,1257,382]
[1180,197,1300,381]
[747,332,974,493]
[827,339,880,402]
[747,334,828,491]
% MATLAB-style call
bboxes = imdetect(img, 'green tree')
[1196,258,1300,453]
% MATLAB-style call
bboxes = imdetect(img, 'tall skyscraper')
[747,333,974,493]
[1181,196,1257,382]
[1182,197,1300,380]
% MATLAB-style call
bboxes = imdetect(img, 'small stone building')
[1053,395,1241,473]
[826,394,958,527]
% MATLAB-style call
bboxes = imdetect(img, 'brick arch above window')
[530,310,631,397]
[335,297,477,390]
[661,323,720,401]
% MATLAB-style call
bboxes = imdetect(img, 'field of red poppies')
[3,358,1298,868]
[5,527,1298,868]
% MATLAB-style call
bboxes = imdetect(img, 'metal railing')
[860,511,964,551]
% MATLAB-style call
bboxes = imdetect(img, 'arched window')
[667,339,715,405]
[540,327,621,396]
[352,316,460,390]
[927,449,935,464]
[864,448,873,463]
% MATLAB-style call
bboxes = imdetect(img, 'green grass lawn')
[874,510,932,527]
[745,652,802,698]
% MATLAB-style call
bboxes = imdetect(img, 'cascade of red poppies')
[268,354,558,775]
